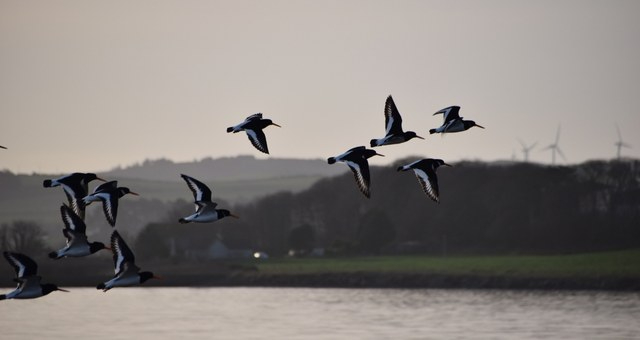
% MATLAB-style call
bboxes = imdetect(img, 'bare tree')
[0,221,47,255]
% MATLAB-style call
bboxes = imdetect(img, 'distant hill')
[0,156,347,237]
[102,155,345,182]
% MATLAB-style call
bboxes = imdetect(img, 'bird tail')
[327,157,336,165]
[96,283,106,290]
[429,129,437,134]
[0,294,6,300]
[226,127,234,133]
[178,218,189,224]
[397,165,409,172]
[369,139,378,147]
[48,251,61,259]
[43,179,53,187]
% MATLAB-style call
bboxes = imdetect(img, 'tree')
[0,221,47,255]
[356,209,396,255]
[288,224,315,256]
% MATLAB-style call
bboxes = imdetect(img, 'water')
[1,288,639,339]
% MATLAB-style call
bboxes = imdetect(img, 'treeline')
[132,159,640,259]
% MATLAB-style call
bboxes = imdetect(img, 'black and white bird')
[227,113,281,154]
[397,159,451,203]
[43,172,106,219]
[429,106,485,134]
[327,146,384,198]
[179,174,239,223]
[82,181,139,227]
[1,252,68,300]
[49,205,110,259]
[96,230,159,291]
[370,95,425,147]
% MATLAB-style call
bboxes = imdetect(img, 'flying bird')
[1,252,68,300]
[370,95,425,147]
[179,174,239,223]
[83,181,139,227]
[429,106,485,134]
[227,113,281,154]
[96,230,159,291]
[327,146,384,198]
[397,158,451,203]
[43,172,106,219]
[49,205,110,259]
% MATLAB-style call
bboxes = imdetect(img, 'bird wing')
[180,174,212,202]
[413,169,440,203]
[384,95,404,136]
[195,201,217,213]
[61,186,85,219]
[345,159,371,198]
[111,231,136,276]
[101,192,119,227]
[434,106,461,124]
[245,113,263,121]
[60,204,87,234]
[3,252,38,278]
[63,229,88,247]
[92,181,118,194]
[246,129,270,154]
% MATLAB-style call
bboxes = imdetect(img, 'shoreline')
[8,272,637,291]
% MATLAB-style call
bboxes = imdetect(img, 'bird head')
[465,121,485,129]
[406,131,425,140]
[140,272,162,284]
[42,284,69,295]
[220,209,240,219]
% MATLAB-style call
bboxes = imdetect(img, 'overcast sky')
[1,0,639,174]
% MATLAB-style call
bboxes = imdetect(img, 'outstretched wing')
[3,252,38,278]
[413,169,440,203]
[60,204,87,234]
[345,159,371,198]
[246,129,270,154]
[245,113,263,121]
[384,95,404,136]
[102,194,119,227]
[110,231,136,275]
[434,106,461,124]
[180,174,212,202]
[92,181,118,194]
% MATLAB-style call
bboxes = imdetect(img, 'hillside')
[0,156,346,235]
[102,155,344,181]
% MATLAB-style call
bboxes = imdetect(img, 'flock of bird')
[0,95,484,300]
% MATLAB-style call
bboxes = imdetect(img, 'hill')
[0,156,346,237]
[102,155,344,182]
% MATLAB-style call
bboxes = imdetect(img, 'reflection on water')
[1,288,639,340]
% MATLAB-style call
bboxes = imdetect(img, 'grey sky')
[1,0,639,174]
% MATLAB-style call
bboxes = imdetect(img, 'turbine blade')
[556,147,566,160]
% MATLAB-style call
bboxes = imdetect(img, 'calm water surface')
[1,288,639,339]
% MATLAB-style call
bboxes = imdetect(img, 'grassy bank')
[250,249,640,278]
[2,249,639,290]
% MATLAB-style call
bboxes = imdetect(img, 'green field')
[250,249,640,278]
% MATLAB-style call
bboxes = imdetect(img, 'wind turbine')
[518,139,537,162]
[542,125,565,165]
[614,124,631,160]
